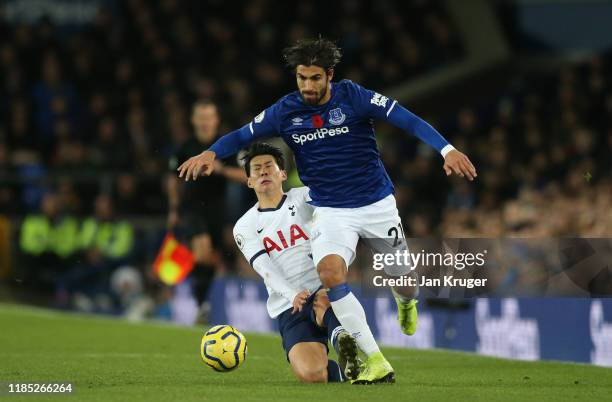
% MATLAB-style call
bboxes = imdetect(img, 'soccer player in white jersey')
[233,142,364,383]
[179,38,477,383]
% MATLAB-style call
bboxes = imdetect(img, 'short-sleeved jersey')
[249,79,398,208]
[233,187,321,318]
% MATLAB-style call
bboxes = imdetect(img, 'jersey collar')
[257,194,287,212]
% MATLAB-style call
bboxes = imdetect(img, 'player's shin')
[327,283,380,356]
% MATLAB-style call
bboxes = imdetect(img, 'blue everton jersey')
[251,80,398,208]
[209,79,451,208]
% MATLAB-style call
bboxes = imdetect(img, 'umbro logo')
[291,117,303,126]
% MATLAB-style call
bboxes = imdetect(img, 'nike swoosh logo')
[257,228,264,233]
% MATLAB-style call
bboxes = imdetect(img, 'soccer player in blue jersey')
[178,38,477,384]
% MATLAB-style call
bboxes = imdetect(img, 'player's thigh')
[357,195,405,239]
[277,307,328,360]
[311,206,360,268]
[288,342,328,383]
[360,195,412,275]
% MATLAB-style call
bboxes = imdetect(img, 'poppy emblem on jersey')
[328,108,346,125]
[311,114,324,128]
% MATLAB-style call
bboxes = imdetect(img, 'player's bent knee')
[289,343,328,383]
[295,366,328,383]
[291,358,328,383]
[318,269,343,288]
[317,255,346,287]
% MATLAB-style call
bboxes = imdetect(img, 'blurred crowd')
[382,56,612,238]
[440,58,612,237]
[371,54,612,297]
[1,1,610,319]
[0,0,462,214]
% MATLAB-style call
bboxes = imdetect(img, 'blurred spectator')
[90,117,132,171]
[114,173,140,215]
[79,194,134,260]
[18,192,79,293]
[110,265,154,320]
[0,142,22,215]
[56,178,82,215]
[55,194,135,311]
[32,51,79,143]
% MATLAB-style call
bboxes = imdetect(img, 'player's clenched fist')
[177,150,216,181]
[443,149,477,181]
[291,289,311,314]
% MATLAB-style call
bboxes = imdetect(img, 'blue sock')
[327,359,345,382]
[327,283,350,302]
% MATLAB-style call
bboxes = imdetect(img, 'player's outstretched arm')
[178,125,253,181]
[177,121,258,181]
[443,149,477,181]
[178,103,281,181]
[379,99,477,180]
[347,81,478,181]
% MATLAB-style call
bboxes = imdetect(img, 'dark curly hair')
[241,142,286,177]
[282,37,342,71]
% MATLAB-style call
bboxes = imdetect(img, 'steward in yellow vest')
[78,194,134,260]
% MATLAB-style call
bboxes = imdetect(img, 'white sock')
[330,292,380,356]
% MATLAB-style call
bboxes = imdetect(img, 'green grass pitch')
[0,303,611,401]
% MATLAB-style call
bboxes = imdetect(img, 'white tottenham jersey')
[233,187,321,318]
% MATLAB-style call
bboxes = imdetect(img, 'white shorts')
[311,194,410,275]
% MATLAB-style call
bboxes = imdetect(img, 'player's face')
[247,154,287,194]
[191,104,220,143]
[296,65,333,106]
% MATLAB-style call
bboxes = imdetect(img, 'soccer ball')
[200,325,247,372]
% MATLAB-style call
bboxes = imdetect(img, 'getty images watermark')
[371,249,489,289]
[360,238,612,298]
